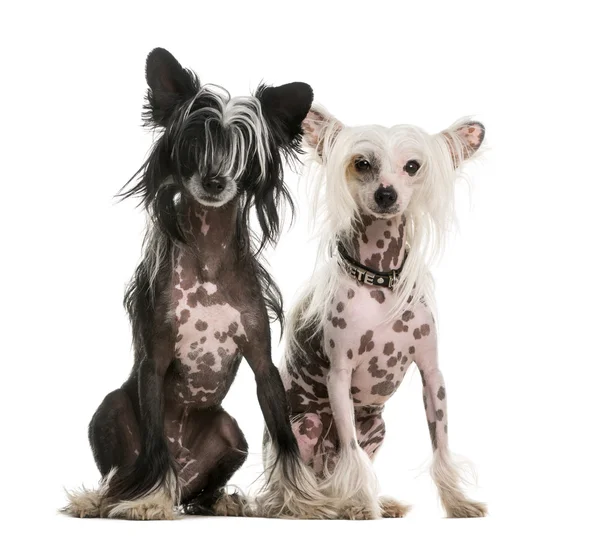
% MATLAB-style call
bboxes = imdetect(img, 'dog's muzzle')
[202,176,226,195]
[374,186,398,210]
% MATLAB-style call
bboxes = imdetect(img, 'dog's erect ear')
[145,48,199,126]
[441,121,485,167]
[302,106,343,161]
[257,82,314,145]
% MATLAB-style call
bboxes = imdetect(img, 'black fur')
[84,48,313,512]
[120,48,312,324]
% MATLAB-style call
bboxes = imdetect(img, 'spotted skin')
[92,199,273,505]
[283,214,448,484]
[278,111,486,518]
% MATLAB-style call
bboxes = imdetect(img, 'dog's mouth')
[187,175,238,207]
[363,201,402,219]
[196,194,231,207]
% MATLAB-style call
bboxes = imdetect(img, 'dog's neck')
[348,213,407,273]
[180,196,240,277]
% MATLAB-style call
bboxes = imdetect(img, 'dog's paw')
[444,498,487,518]
[107,489,177,520]
[338,503,379,520]
[212,492,252,517]
[61,487,104,518]
[379,496,411,518]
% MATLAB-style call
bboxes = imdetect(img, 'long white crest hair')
[289,105,484,349]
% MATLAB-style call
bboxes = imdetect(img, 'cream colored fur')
[432,449,487,518]
[62,468,179,520]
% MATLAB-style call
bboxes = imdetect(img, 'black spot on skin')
[421,324,431,336]
[376,240,385,248]
[401,355,408,364]
[402,310,415,322]
[409,346,415,354]
[367,253,382,269]
[200,336,206,344]
[347,349,353,359]
[393,320,409,333]
[370,290,385,303]
[437,386,446,400]
[436,409,444,421]
[371,380,396,396]
[387,356,399,367]
[331,316,347,329]
[413,328,422,339]
[358,330,375,355]
[368,357,386,378]
[195,320,208,331]
[337,302,345,313]
[347,289,355,299]
[190,342,198,350]
[384,231,391,239]
[386,373,393,380]
[383,342,395,355]
[351,386,360,394]
[428,421,437,450]
[214,331,228,343]
[329,339,335,348]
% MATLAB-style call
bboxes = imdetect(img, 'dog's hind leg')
[179,408,250,517]
[416,346,487,518]
[89,389,141,476]
[63,389,141,518]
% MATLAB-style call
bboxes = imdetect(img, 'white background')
[2,1,599,536]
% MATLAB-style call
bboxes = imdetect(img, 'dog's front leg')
[104,337,178,520]
[241,314,333,519]
[323,356,380,519]
[415,342,487,518]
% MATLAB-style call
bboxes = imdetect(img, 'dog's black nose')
[202,176,226,195]
[374,186,398,209]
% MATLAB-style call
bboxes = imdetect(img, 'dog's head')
[302,106,484,231]
[124,48,313,244]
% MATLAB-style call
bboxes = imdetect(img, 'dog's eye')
[404,160,421,176]
[355,159,371,172]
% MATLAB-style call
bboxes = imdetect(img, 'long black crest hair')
[118,48,313,332]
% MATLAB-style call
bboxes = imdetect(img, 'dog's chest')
[170,256,246,406]
[325,282,436,405]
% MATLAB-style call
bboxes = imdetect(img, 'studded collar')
[337,245,407,290]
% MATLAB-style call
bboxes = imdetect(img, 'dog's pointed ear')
[145,48,199,126]
[441,121,485,167]
[257,82,314,145]
[302,106,344,161]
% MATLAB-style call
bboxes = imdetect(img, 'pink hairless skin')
[264,107,488,519]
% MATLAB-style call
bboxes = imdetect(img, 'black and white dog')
[64,48,318,519]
